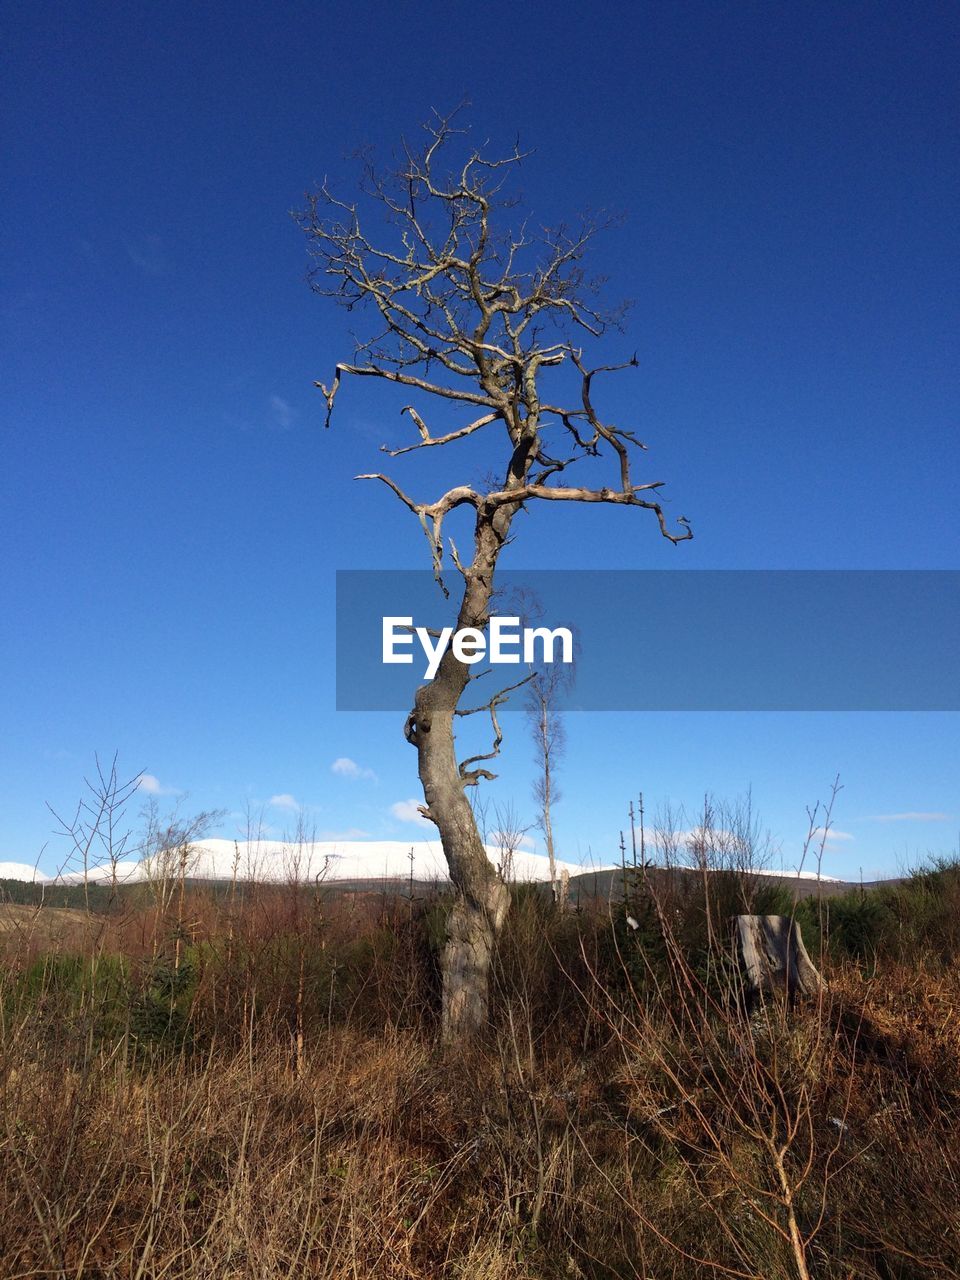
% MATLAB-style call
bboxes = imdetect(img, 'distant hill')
[0,860,886,913]
[16,838,611,889]
[0,877,117,910]
[560,865,890,904]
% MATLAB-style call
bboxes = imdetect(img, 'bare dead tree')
[47,753,143,916]
[524,647,573,908]
[297,110,691,1042]
[489,799,534,885]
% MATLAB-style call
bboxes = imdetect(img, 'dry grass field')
[0,863,958,1279]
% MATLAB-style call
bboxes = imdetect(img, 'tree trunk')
[442,872,510,1037]
[405,516,516,1043]
[541,700,559,904]
[412,689,510,1039]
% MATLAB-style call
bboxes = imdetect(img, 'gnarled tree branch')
[456,673,535,787]
[297,109,694,1041]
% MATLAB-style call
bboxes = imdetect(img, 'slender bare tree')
[297,110,691,1042]
[525,647,573,907]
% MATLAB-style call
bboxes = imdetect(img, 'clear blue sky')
[2,0,957,879]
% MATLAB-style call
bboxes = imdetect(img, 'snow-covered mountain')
[0,861,47,882]
[33,839,610,886]
[4,841,840,887]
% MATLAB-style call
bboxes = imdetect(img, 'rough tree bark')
[404,518,518,1038]
[297,111,692,1042]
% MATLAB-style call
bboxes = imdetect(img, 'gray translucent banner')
[335,570,960,711]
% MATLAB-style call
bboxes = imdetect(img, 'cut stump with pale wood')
[734,914,825,1008]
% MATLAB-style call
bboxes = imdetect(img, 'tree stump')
[734,914,825,1008]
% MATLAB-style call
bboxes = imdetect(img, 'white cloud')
[269,395,296,429]
[137,773,180,796]
[317,827,371,840]
[331,757,377,782]
[812,827,854,842]
[268,793,299,811]
[643,828,743,852]
[867,812,951,823]
[390,799,432,827]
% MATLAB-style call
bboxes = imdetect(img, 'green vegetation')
[0,877,117,910]
[801,858,960,964]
